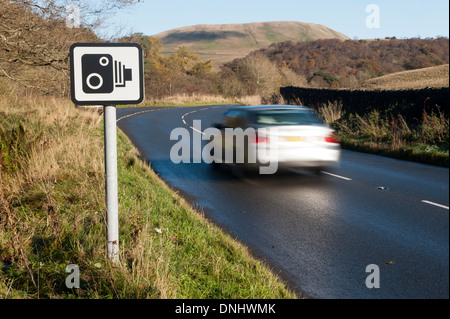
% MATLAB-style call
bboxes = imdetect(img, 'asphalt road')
[116,105,449,299]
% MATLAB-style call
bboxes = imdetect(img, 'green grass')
[193,41,229,51]
[339,136,449,167]
[0,96,298,299]
[263,25,278,43]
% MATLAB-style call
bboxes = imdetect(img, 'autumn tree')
[237,37,449,89]
[134,40,215,98]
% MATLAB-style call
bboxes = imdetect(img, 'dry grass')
[144,93,237,105]
[238,95,262,106]
[334,108,449,166]
[1,96,103,194]
[358,64,449,90]
[138,93,262,107]
[317,100,344,125]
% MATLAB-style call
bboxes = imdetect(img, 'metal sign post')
[70,43,144,264]
[104,105,119,263]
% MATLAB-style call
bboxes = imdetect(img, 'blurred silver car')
[210,105,341,174]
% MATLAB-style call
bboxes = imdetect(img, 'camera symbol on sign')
[81,54,132,94]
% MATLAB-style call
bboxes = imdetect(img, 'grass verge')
[116,94,262,108]
[339,136,449,167]
[315,101,449,167]
[0,95,297,299]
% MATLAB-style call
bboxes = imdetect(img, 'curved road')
[116,105,449,299]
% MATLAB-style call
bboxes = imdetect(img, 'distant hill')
[358,64,449,90]
[152,21,349,64]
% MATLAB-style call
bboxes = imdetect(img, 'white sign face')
[70,43,144,105]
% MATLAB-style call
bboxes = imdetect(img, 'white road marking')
[191,126,204,135]
[116,108,166,122]
[181,109,205,135]
[181,106,228,135]
[421,200,449,210]
[321,171,352,181]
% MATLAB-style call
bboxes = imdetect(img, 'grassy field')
[0,95,297,299]
[358,64,449,90]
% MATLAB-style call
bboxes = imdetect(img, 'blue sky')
[107,0,449,39]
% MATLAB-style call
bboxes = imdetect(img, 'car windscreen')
[248,109,323,125]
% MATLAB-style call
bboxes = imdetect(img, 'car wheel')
[231,164,246,178]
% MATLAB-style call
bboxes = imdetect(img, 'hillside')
[229,37,449,88]
[358,64,449,90]
[152,21,349,64]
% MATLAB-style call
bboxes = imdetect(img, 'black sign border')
[70,43,144,106]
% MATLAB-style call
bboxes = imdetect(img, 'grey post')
[104,105,119,263]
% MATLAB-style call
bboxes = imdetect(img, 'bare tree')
[0,0,139,95]
[10,0,139,30]
[243,52,302,95]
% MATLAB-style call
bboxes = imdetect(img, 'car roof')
[233,105,311,112]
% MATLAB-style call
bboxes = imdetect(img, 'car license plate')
[284,136,303,142]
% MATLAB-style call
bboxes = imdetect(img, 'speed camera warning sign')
[70,43,144,105]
